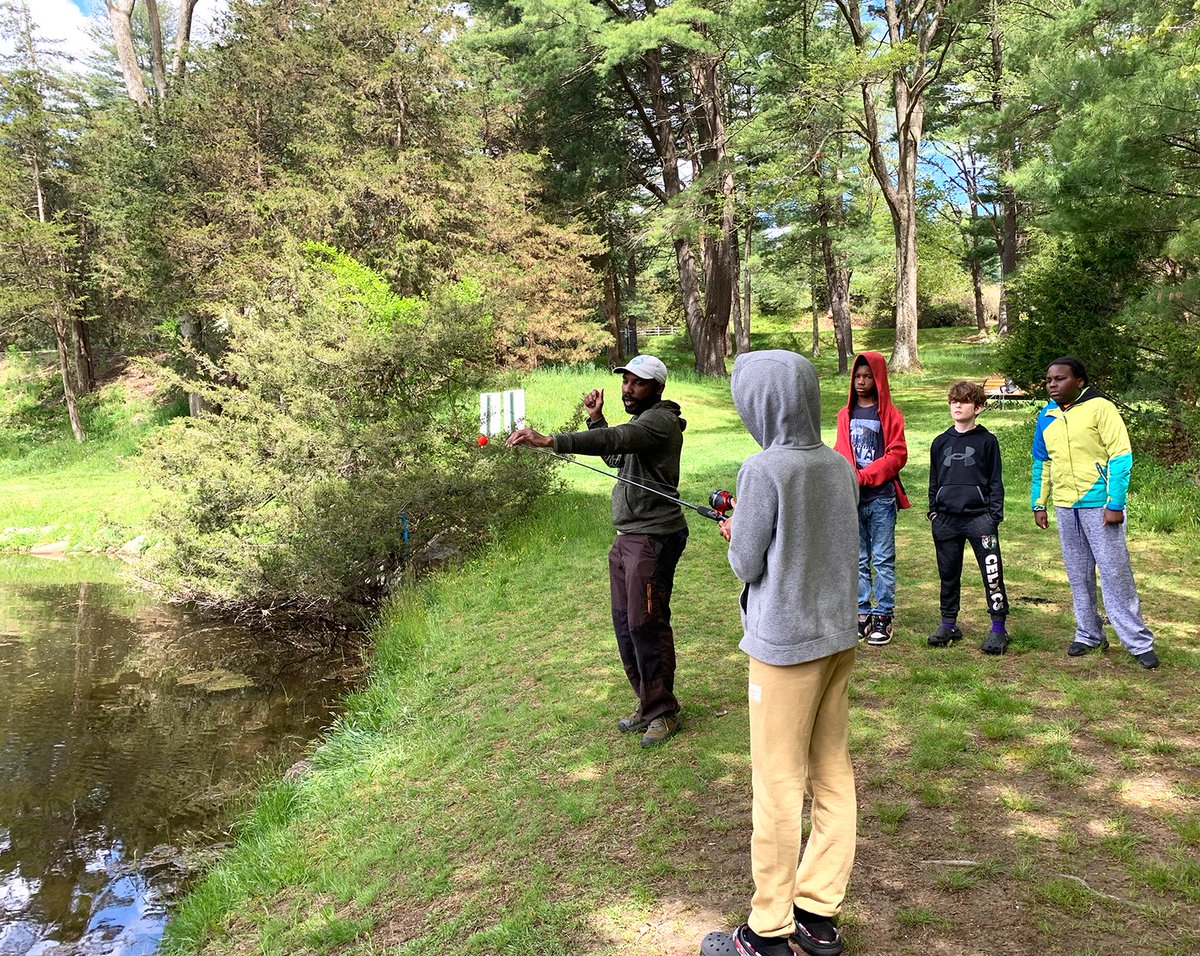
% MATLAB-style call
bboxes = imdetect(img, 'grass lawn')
[0,356,177,552]
[153,325,1199,955]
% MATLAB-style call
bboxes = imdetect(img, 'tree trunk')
[991,0,1018,335]
[817,167,853,372]
[171,0,200,79]
[740,215,752,354]
[729,276,742,357]
[689,55,736,375]
[179,312,205,416]
[840,0,950,373]
[53,315,86,442]
[889,75,922,372]
[821,235,854,375]
[810,269,822,358]
[604,263,622,364]
[970,256,986,332]
[71,318,95,395]
[643,52,709,368]
[105,0,149,107]
[144,0,168,101]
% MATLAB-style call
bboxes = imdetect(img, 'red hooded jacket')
[834,351,911,509]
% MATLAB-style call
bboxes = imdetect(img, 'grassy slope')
[0,360,178,552]
[147,326,1196,955]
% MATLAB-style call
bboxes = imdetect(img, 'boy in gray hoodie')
[702,351,859,956]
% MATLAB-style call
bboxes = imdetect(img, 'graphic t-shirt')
[850,404,893,502]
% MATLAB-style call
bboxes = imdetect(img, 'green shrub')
[144,244,556,619]
[997,233,1142,391]
[917,298,973,329]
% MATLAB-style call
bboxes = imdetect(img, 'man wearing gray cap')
[507,355,688,746]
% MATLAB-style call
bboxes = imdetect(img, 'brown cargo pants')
[608,530,688,723]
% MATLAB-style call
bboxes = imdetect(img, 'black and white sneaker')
[866,614,893,646]
[857,615,871,642]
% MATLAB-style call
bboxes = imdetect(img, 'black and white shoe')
[866,614,893,646]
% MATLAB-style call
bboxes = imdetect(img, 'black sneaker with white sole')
[866,614,893,646]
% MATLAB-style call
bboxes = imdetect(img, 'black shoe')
[928,623,963,647]
[1135,650,1159,669]
[1067,638,1108,657]
[857,615,871,642]
[617,703,646,733]
[981,631,1008,655]
[866,614,892,646]
[700,925,790,956]
[792,906,844,956]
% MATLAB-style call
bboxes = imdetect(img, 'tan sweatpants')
[747,648,857,938]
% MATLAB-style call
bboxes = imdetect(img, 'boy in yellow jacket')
[1032,356,1158,669]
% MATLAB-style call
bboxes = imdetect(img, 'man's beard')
[623,393,657,415]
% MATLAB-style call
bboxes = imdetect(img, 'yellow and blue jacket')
[1031,388,1133,511]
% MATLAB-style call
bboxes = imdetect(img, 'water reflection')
[0,559,356,954]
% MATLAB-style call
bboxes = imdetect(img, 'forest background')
[3,0,1200,610]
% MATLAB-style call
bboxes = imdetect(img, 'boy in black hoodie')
[927,381,1010,654]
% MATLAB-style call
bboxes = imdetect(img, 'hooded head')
[731,350,823,451]
[847,351,895,413]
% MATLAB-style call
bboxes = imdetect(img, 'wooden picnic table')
[981,375,1035,406]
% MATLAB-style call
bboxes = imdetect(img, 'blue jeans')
[858,495,897,616]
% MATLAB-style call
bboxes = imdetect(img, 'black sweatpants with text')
[932,513,1009,622]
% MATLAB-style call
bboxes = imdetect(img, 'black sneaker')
[857,615,871,642]
[792,906,844,956]
[928,623,963,647]
[1135,650,1159,669]
[700,925,790,956]
[981,631,1009,655]
[1067,637,1108,657]
[866,614,892,646]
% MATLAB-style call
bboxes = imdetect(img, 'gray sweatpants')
[1056,507,1154,654]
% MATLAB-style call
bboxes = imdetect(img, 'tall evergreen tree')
[0,0,90,439]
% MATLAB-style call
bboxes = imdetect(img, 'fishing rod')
[544,448,730,523]
[479,432,734,522]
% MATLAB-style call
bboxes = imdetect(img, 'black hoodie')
[928,424,1004,524]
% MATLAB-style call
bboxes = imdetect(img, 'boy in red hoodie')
[834,352,910,645]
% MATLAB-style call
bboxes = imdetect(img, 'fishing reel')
[709,489,735,518]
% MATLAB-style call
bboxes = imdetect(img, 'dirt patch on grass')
[94,352,169,399]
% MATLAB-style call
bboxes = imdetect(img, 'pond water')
[0,557,357,955]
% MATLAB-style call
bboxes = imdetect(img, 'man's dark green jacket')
[553,400,688,536]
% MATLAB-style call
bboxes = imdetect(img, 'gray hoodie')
[728,351,860,665]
